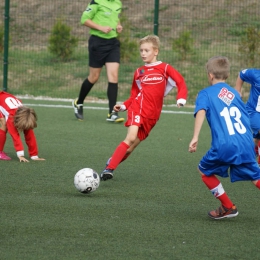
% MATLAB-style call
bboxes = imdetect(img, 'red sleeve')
[24,129,38,157]
[167,65,188,101]
[6,118,38,157]
[123,70,140,109]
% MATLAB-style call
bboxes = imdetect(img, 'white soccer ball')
[74,168,100,194]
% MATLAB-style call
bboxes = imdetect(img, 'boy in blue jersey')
[235,68,260,164]
[189,56,260,220]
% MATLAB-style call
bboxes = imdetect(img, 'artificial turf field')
[1,100,259,260]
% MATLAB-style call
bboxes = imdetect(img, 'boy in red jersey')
[101,35,188,180]
[0,91,45,162]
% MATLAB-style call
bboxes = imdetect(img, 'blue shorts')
[253,132,260,139]
[248,111,260,137]
[198,156,260,182]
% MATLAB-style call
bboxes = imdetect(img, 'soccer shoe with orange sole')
[208,204,238,220]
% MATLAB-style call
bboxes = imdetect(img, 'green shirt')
[81,0,122,39]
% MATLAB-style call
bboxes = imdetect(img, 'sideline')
[23,103,194,115]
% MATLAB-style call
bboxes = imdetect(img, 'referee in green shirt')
[73,0,124,123]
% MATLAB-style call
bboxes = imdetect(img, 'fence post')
[3,0,10,91]
[153,0,159,35]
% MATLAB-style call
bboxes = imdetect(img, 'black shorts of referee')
[88,35,120,68]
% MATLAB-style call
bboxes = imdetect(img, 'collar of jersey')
[145,61,162,66]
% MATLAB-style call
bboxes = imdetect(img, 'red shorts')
[125,110,157,141]
[0,112,4,118]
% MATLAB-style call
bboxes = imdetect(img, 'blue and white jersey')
[195,82,255,164]
[239,68,260,113]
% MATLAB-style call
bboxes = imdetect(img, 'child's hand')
[113,104,126,112]
[113,105,122,112]
[19,156,29,162]
[116,24,123,33]
[32,157,45,161]
[189,138,198,153]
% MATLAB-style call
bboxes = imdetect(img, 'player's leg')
[249,113,260,163]
[105,62,124,123]
[252,179,260,189]
[104,115,155,171]
[257,139,260,165]
[79,67,101,103]
[0,117,11,160]
[197,155,238,219]
[73,35,103,120]
[73,67,102,120]
[255,135,260,165]
[122,138,141,162]
[200,171,238,220]
[104,37,124,122]
[101,125,139,181]
[239,162,260,189]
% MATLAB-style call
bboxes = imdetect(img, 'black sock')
[78,78,94,104]
[107,82,118,114]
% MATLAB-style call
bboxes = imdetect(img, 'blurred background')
[1,0,260,105]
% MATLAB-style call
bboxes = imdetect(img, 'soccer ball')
[74,168,100,194]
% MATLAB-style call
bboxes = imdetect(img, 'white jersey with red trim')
[0,91,38,157]
[123,61,188,119]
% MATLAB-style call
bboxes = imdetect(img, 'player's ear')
[208,73,214,81]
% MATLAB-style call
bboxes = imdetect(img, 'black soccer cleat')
[72,98,83,120]
[100,168,114,181]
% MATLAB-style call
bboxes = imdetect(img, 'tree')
[48,19,78,61]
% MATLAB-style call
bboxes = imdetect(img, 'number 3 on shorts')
[135,115,140,123]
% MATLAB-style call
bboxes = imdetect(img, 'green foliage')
[117,13,138,62]
[48,19,78,61]
[239,27,260,66]
[0,25,4,54]
[172,30,194,61]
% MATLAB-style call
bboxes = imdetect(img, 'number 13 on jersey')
[220,107,246,135]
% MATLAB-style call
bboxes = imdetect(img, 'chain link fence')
[1,0,260,104]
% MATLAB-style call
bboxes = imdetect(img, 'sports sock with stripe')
[201,174,233,209]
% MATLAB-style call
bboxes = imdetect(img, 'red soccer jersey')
[0,91,38,157]
[123,61,188,119]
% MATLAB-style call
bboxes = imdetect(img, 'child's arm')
[24,129,45,161]
[120,71,140,110]
[166,65,188,106]
[234,73,244,97]
[6,119,27,160]
[189,109,206,153]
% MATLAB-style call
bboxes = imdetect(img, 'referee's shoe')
[106,111,124,123]
[72,98,83,120]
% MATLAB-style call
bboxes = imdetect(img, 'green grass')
[1,101,259,259]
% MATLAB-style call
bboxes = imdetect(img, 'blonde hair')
[206,56,230,80]
[139,35,160,50]
[14,106,37,131]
